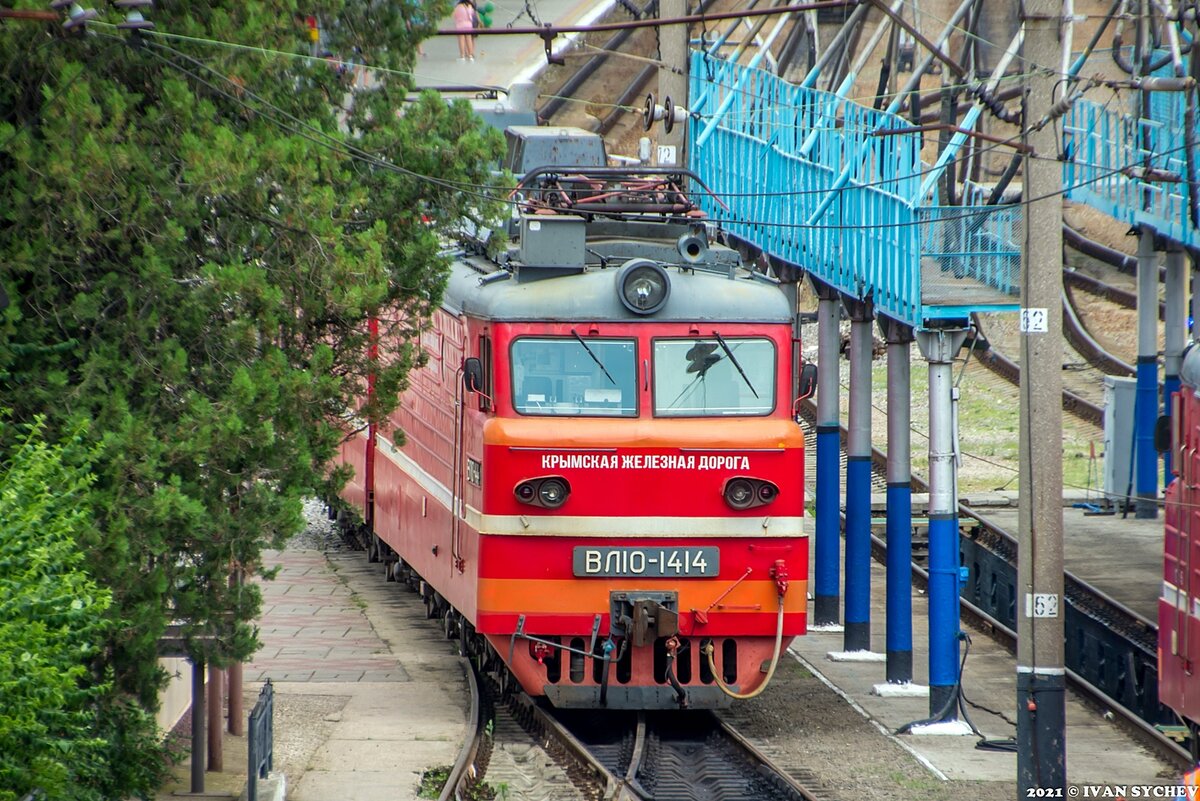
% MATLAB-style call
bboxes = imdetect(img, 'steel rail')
[1062,287,1135,376]
[438,657,482,801]
[969,313,1105,427]
[555,708,824,800]
[714,716,826,801]
[538,0,658,122]
[1063,228,1167,320]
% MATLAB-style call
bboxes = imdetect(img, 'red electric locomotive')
[1162,346,1200,736]
[336,127,813,709]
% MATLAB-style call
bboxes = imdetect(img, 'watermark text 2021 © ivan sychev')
[1027,788,1200,799]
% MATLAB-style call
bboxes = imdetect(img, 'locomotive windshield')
[653,337,775,417]
[511,337,637,416]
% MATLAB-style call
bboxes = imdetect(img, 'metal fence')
[247,680,274,801]
[918,205,1023,309]
[1063,96,1199,249]
[688,51,1023,327]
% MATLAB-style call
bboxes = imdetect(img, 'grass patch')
[865,361,1099,495]
[418,765,451,799]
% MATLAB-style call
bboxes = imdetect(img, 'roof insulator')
[117,3,154,32]
[50,1,98,31]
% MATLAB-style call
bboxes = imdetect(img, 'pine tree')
[0,2,504,790]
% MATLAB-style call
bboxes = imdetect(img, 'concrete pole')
[813,281,842,627]
[1017,0,1067,788]
[916,328,968,719]
[880,318,914,683]
[657,0,688,164]
[191,659,206,793]
[843,297,874,653]
[207,667,223,771]
[1136,226,1159,518]
[1165,247,1186,479]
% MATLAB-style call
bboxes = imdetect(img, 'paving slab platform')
[155,548,468,801]
[796,550,1178,787]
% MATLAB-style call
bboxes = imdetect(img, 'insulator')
[59,2,98,30]
[970,84,1021,124]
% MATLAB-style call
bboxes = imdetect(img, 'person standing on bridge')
[453,0,477,61]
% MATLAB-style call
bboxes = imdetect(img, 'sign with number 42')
[1020,308,1048,333]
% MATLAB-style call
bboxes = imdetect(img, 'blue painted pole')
[881,319,914,683]
[844,300,873,653]
[916,329,968,718]
[1136,227,1159,518]
[814,288,841,627]
[1164,247,1186,480]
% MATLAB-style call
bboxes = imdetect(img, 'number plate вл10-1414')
[572,547,719,577]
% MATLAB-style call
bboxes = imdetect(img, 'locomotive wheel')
[366,531,381,563]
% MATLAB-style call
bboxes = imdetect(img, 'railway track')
[434,651,832,800]
[970,219,1170,427]
[334,518,837,800]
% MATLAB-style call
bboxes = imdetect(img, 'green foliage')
[417,765,451,799]
[0,421,164,801]
[0,1,504,796]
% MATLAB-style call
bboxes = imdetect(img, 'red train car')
[334,128,812,709]
[1162,346,1200,732]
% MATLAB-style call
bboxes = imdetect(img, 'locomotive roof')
[442,257,793,324]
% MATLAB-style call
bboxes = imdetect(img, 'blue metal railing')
[1063,95,1198,249]
[688,51,1022,327]
[247,680,274,801]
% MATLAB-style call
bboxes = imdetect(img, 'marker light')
[724,478,755,510]
[722,477,780,511]
[514,477,571,509]
[618,259,670,315]
[538,478,569,508]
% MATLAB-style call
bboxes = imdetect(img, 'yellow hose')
[703,595,786,700]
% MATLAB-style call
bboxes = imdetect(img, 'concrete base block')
[826,650,886,662]
[907,720,973,736]
[239,772,286,801]
[871,682,930,698]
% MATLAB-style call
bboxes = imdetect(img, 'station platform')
[154,545,467,801]
[984,503,1161,623]
[867,489,1161,623]
[791,549,1176,787]
[410,0,612,92]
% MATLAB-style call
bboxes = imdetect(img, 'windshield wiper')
[572,330,617,386]
[712,331,758,398]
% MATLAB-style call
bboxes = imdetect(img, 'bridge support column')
[813,281,842,628]
[1192,248,1200,345]
[916,328,967,719]
[879,317,914,683]
[1136,226,1159,518]
[843,296,874,653]
[1165,246,1186,479]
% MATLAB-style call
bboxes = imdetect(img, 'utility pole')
[1017,0,1066,791]
[658,0,688,164]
